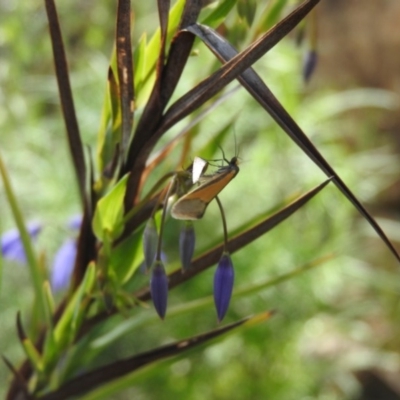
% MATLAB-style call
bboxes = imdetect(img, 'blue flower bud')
[1,221,41,264]
[150,261,168,319]
[51,238,77,291]
[213,252,234,322]
[303,49,318,83]
[179,222,195,271]
[143,218,158,271]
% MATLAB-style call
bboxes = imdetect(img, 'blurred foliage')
[1,0,400,399]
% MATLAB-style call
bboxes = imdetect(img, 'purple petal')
[213,253,234,322]
[1,221,41,264]
[179,222,195,271]
[67,215,82,230]
[150,261,168,319]
[303,49,318,83]
[51,238,77,291]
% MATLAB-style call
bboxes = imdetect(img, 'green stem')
[156,179,175,261]
[215,196,228,251]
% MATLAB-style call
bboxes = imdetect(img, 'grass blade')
[0,152,48,324]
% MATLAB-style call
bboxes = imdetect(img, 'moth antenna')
[218,144,229,164]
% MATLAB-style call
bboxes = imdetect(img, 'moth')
[171,156,239,220]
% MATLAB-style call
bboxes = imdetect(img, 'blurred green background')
[1,1,400,399]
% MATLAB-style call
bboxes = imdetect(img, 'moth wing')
[192,157,208,184]
[171,160,239,220]
[171,197,207,220]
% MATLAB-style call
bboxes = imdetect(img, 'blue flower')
[150,261,168,319]
[51,238,77,291]
[50,215,81,291]
[67,215,82,230]
[1,221,41,264]
[179,222,195,271]
[213,252,234,322]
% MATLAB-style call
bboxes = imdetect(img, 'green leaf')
[201,0,238,27]
[133,33,147,97]
[95,66,122,194]
[140,0,186,94]
[43,281,55,327]
[40,312,273,400]
[109,67,122,145]
[237,0,257,26]
[96,88,111,175]
[109,226,145,284]
[21,337,44,374]
[92,174,130,241]
[258,0,289,31]
[44,263,96,367]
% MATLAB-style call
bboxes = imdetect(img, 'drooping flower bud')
[143,217,158,272]
[213,252,234,322]
[150,260,168,319]
[179,221,195,271]
[303,49,318,83]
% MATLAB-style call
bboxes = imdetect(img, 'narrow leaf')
[43,281,55,325]
[116,0,134,158]
[259,0,289,30]
[92,174,130,241]
[79,312,275,400]
[81,178,332,340]
[17,313,44,373]
[189,23,400,263]
[160,0,320,135]
[72,152,98,289]
[51,263,96,357]
[38,312,273,400]
[123,0,203,205]
[109,226,144,284]
[137,178,332,300]
[0,153,48,323]
[44,0,86,205]
[2,356,29,399]
[201,0,237,27]
[133,33,147,97]
[120,0,319,212]
[136,0,186,98]
[124,0,170,163]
